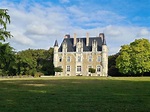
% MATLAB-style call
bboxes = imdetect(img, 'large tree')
[0,42,16,76]
[0,9,12,41]
[108,53,122,76]
[116,38,150,76]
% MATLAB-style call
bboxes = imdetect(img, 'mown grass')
[0,77,150,112]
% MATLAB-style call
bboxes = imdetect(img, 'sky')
[0,0,150,55]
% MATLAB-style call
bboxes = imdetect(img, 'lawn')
[0,77,150,112]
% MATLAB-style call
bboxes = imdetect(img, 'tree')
[116,38,150,76]
[0,9,12,41]
[0,42,16,76]
[108,53,122,76]
[17,48,54,76]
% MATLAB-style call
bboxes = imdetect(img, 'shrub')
[54,67,63,72]
[89,68,96,73]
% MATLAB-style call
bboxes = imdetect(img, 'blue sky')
[0,0,150,54]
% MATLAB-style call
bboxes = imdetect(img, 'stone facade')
[53,33,108,76]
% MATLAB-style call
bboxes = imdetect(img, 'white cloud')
[60,0,70,3]
[137,28,150,37]
[1,0,150,55]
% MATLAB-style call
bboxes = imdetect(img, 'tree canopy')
[116,38,150,76]
[0,9,12,41]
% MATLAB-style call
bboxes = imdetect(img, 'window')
[59,57,62,62]
[67,56,71,62]
[77,66,81,72]
[78,56,81,62]
[89,55,92,62]
[97,66,101,72]
[88,66,92,72]
[67,66,70,72]
[97,56,101,62]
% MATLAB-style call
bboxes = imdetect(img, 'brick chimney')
[74,33,77,46]
[86,33,89,46]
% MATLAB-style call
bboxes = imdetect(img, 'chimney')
[64,34,70,38]
[99,33,104,42]
[86,33,89,46]
[74,33,77,46]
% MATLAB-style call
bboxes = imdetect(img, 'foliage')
[17,48,54,76]
[0,9,12,41]
[89,68,96,73]
[108,53,122,76]
[116,38,150,76]
[54,66,63,72]
[0,42,16,76]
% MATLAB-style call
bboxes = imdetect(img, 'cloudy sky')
[1,0,150,54]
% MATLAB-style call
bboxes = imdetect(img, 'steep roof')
[58,36,103,52]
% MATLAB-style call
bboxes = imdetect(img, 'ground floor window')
[67,66,70,72]
[97,66,101,72]
[88,66,92,72]
[77,66,81,72]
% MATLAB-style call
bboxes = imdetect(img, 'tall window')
[97,66,101,72]
[67,56,71,62]
[78,56,81,62]
[77,66,81,72]
[89,55,92,62]
[97,56,101,62]
[67,66,70,72]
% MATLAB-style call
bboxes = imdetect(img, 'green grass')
[0,77,150,112]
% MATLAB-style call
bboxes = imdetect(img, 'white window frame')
[97,65,101,72]
[67,56,71,62]
[67,66,70,72]
[97,56,101,62]
[77,66,81,72]
[89,55,92,62]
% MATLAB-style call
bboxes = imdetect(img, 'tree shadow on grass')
[0,78,150,112]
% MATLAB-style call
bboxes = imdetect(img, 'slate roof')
[57,36,104,52]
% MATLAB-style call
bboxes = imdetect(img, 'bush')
[89,68,96,73]
[54,67,63,72]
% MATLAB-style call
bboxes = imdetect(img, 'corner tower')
[101,33,108,76]
[53,40,59,67]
